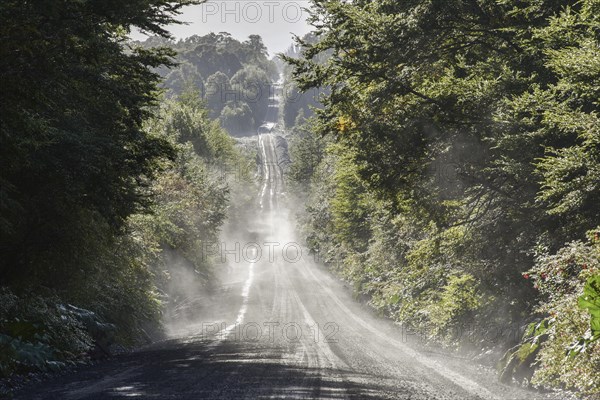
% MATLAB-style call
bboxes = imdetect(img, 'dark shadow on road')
[14,339,404,400]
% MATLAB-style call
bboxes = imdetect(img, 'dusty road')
[15,127,565,399]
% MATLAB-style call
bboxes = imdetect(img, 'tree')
[150,33,278,134]
[287,0,598,287]
[230,65,272,127]
[245,35,268,60]
[163,61,205,98]
[220,101,254,136]
[205,71,232,118]
[285,0,600,392]
[0,0,201,284]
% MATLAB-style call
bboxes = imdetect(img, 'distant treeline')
[284,1,600,397]
[135,33,278,135]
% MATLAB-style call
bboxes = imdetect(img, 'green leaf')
[577,274,600,342]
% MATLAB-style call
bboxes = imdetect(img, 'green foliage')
[220,101,255,135]
[0,0,201,285]
[280,33,328,129]
[205,71,232,118]
[164,62,205,98]
[579,275,600,342]
[501,231,600,393]
[140,32,278,133]
[132,91,251,320]
[286,0,600,395]
[0,89,247,381]
[228,65,272,132]
[329,146,373,252]
[426,274,483,340]
[0,288,94,377]
[282,82,321,129]
[0,334,54,377]
[500,319,550,385]
[286,121,326,192]
[0,1,245,383]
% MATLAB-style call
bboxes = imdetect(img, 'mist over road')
[15,109,564,400]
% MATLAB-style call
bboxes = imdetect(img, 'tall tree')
[0,0,201,285]
[286,0,600,392]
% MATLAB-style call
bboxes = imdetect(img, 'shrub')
[501,230,600,396]
[0,288,93,377]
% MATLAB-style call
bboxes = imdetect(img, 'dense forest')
[1,0,599,398]
[284,0,600,396]
[135,32,278,135]
[0,0,256,386]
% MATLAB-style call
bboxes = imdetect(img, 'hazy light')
[129,1,314,54]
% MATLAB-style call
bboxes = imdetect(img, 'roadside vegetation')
[0,0,254,390]
[284,0,600,396]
